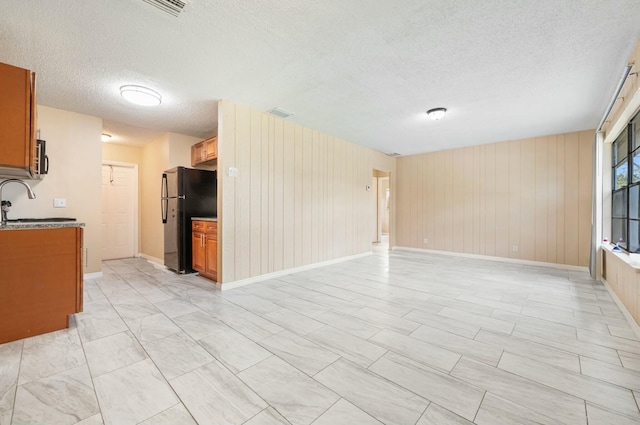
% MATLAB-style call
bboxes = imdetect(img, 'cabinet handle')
[201,234,204,247]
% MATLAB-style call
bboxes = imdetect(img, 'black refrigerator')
[161,167,217,273]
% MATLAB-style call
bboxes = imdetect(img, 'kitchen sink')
[6,217,77,223]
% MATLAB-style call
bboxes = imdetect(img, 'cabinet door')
[205,236,217,280]
[191,142,205,166]
[192,232,205,272]
[205,137,217,161]
[0,227,82,344]
[0,62,35,170]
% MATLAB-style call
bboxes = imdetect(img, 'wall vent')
[142,0,188,17]
[267,107,294,118]
[386,152,401,157]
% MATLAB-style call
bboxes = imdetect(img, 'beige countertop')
[0,222,85,230]
[191,217,217,221]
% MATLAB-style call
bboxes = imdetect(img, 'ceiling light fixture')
[120,85,162,106]
[101,133,112,142]
[426,107,447,120]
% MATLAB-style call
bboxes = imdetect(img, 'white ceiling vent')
[386,152,401,157]
[267,107,294,119]
[142,0,188,17]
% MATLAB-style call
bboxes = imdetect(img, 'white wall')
[139,133,203,261]
[1,105,102,273]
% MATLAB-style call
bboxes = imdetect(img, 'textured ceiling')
[1,0,639,155]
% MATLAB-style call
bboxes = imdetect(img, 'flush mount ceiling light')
[101,133,112,142]
[426,107,447,120]
[120,85,162,106]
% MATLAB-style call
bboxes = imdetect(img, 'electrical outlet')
[228,167,238,177]
[423,238,428,244]
[512,245,518,252]
[53,198,66,208]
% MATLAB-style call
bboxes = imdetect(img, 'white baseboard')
[601,278,640,340]
[392,246,589,272]
[221,252,373,291]
[84,271,103,280]
[138,253,165,267]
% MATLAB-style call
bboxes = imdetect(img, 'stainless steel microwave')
[36,139,48,175]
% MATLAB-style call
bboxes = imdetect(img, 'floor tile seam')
[483,391,582,425]
[633,391,640,414]
[145,344,237,422]
[164,361,243,424]
[313,356,434,417]
[231,357,323,421]
[411,400,431,425]
[475,330,585,365]
[575,335,640,355]
[471,389,488,424]
[7,340,25,425]
[512,329,630,367]
[578,356,640,392]
[305,325,381,366]
[315,312,385,338]
[452,357,593,420]
[585,399,640,422]
[304,396,342,425]
[410,323,501,357]
[503,311,601,335]
[215,301,296,340]
[74,333,109,425]
[495,354,640,415]
[18,329,88,386]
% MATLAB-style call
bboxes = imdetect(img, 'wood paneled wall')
[603,249,639,325]
[217,100,395,283]
[396,130,594,267]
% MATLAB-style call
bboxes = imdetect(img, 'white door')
[102,164,136,260]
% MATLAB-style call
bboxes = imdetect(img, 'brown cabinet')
[191,136,217,166]
[0,61,36,177]
[204,137,217,161]
[192,221,206,272]
[0,226,84,344]
[192,220,217,281]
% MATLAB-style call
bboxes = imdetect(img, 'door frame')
[372,169,391,250]
[102,160,139,259]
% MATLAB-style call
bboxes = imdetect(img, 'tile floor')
[2,250,640,425]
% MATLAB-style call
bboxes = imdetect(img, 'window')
[612,111,640,251]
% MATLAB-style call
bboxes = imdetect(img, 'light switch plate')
[228,167,238,177]
[53,198,66,208]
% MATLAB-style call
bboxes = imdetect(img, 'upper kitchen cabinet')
[0,61,36,178]
[191,136,217,166]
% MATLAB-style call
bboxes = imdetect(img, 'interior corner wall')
[396,130,594,267]
[0,105,103,273]
[140,135,170,261]
[217,100,396,283]
[168,133,202,169]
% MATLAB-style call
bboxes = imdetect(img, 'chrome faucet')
[0,179,36,225]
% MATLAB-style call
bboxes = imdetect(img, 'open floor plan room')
[2,251,639,425]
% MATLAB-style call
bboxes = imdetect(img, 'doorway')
[372,169,390,251]
[101,162,138,260]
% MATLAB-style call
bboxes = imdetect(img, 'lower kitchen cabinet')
[0,226,83,343]
[192,220,217,281]
[204,235,217,279]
